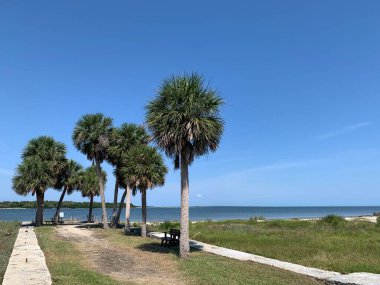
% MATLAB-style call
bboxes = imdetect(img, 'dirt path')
[55,225,186,285]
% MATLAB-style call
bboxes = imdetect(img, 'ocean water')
[1,206,380,222]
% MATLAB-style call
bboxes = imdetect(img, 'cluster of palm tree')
[12,72,224,259]
[72,114,166,231]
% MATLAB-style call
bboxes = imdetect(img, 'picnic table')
[160,229,180,247]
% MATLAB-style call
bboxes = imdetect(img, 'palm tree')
[146,73,224,258]
[53,160,82,223]
[107,123,150,228]
[12,136,67,226]
[80,166,106,223]
[72,113,113,229]
[115,173,137,232]
[107,123,150,227]
[118,145,167,237]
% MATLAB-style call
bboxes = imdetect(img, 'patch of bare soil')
[55,225,187,285]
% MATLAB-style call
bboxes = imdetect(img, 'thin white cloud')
[0,168,14,176]
[197,154,257,166]
[232,158,329,177]
[316,122,372,140]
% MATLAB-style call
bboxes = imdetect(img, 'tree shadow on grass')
[136,241,180,256]
[136,241,202,257]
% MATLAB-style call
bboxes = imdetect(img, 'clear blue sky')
[1,1,379,206]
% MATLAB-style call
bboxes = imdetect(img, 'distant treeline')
[0,201,136,209]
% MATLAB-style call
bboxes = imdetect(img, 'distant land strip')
[0,200,136,209]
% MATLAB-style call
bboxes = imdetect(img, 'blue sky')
[1,1,380,206]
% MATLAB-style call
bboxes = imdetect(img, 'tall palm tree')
[107,123,150,228]
[72,113,113,229]
[53,159,82,223]
[80,166,106,223]
[146,73,224,258]
[12,136,67,226]
[118,145,167,237]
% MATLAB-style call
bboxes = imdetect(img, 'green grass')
[99,228,324,285]
[0,221,20,283]
[35,227,125,285]
[187,218,380,274]
[180,252,324,285]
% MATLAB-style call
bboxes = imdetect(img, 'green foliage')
[146,73,224,167]
[155,220,180,231]
[376,216,380,227]
[72,113,113,163]
[118,145,168,192]
[0,222,20,283]
[107,123,150,167]
[249,216,265,221]
[319,215,346,227]
[12,136,67,195]
[80,166,107,198]
[0,200,135,209]
[59,159,83,195]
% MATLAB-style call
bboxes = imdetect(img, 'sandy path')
[55,225,186,285]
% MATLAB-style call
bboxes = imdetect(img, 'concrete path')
[148,232,380,285]
[2,226,51,285]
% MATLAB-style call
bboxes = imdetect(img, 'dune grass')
[185,218,380,274]
[0,221,20,283]
[36,227,126,285]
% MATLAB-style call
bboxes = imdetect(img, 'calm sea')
[1,206,380,222]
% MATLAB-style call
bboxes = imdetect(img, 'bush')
[373,212,380,216]
[319,215,346,227]
[376,216,380,228]
[157,220,180,231]
[249,216,265,221]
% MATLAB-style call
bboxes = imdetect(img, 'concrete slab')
[2,226,51,285]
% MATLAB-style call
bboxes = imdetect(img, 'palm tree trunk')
[35,190,44,227]
[54,187,67,223]
[112,178,118,214]
[125,185,132,233]
[141,189,147,238]
[111,188,127,228]
[88,195,94,222]
[95,158,108,229]
[110,178,119,226]
[179,155,190,258]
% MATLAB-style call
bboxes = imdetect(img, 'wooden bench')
[160,229,180,247]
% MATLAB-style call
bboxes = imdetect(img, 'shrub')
[373,212,380,216]
[376,216,380,228]
[249,216,265,221]
[157,220,180,231]
[320,215,346,227]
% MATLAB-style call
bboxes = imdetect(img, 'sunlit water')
[1,206,380,222]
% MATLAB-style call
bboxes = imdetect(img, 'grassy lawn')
[180,217,380,274]
[35,226,324,285]
[36,226,127,285]
[180,252,325,285]
[0,221,20,283]
[100,228,324,285]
